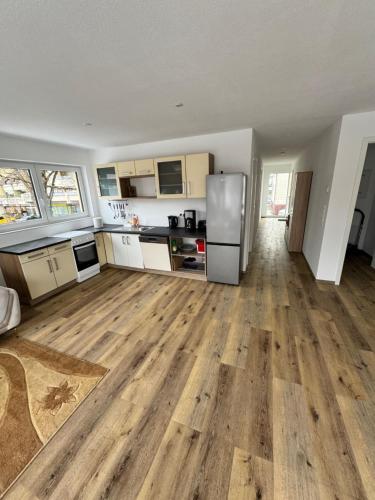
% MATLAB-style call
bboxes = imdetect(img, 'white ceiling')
[1,0,375,160]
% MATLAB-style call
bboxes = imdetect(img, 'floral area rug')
[0,335,107,497]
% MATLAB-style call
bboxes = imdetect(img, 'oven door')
[73,241,99,271]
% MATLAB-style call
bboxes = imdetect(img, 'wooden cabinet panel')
[154,156,187,199]
[126,234,144,269]
[21,256,57,299]
[103,233,115,264]
[19,248,50,264]
[185,153,214,198]
[117,161,135,177]
[51,249,77,287]
[95,233,107,266]
[112,233,128,266]
[135,159,154,176]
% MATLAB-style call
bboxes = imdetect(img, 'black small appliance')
[184,210,196,231]
[198,220,206,231]
[168,215,178,229]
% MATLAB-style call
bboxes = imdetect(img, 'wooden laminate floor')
[4,218,375,499]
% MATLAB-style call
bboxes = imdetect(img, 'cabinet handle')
[187,181,191,195]
[127,236,130,245]
[53,257,59,271]
[182,181,186,194]
[47,259,53,273]
[28,252,44,259]
[122,236,126,245]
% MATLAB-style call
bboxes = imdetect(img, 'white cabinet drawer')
[48,243,71,254]
[19,248,50,263]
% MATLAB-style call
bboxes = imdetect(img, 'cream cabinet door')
[21,256,57,299]
[154,156,187,199]
[117,161,135,177]
[103,233,115,264]
[126,234,144,268]
[185,153,213,198]
[135,159,154,176]
[111,233,128,266]
[51,249,77,287]
[95,233,107,266]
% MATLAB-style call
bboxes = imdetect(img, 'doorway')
[345,143,375,270]
[260,164,292,218]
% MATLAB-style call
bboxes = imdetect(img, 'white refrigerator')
[206,173,247,285]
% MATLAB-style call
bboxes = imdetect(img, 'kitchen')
[0,149,248,304]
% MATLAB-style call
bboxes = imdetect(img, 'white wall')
[248,131,261,252]
[91,129,254,270]
[320,111,375,283]
[293,119,342,278]
[349,144,375,252]
[0,132,94,285]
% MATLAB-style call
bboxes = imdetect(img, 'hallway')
[4,218,375,499]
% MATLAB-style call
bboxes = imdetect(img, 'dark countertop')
[83,224,206,239]
[0,225,206,255]
[0,236,71,255]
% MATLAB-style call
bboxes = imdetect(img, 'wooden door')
[117,161,135,177]
[103,233,115,264]
[185,153,213,198]
[52,249,77,287]
[95,233,107,266]
[126,234,144,268]
[135,159,154,176]
[154,156,187,199]
[111,233,129,266]
[21,256,57,299]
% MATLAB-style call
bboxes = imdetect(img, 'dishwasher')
[139,235,172,271]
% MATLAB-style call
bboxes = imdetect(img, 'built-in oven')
[73,239,100,282]
[52,230,100,282]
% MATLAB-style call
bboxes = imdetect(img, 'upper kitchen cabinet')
[154,156,187,198]
[185,153,214,198]
[117,160,136,177]
[135,159,154,176]
[96,164,120,198]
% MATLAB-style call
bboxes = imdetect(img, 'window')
[40,168,84,218]
[0,161,88,230]
[0,166,41,226]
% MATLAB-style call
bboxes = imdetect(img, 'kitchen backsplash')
[98,198,206,227]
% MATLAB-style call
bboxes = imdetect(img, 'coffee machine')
[184,209,196,231]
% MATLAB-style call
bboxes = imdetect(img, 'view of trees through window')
[41,169,83,217]
[0,168,41,225]
[0,165,84,226]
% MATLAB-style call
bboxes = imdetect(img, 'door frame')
[335,136,375,284]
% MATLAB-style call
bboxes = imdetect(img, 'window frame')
[34,164,88,223]
[0,160,89,233]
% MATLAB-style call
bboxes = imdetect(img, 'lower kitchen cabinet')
[103,232,115,264]
[52,249,77,287]
[95,233,107,266]
[112,233,144,269]
[21,256,57,299]
[0,243,79,303]
[126,234,144,268]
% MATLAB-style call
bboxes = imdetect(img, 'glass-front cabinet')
[96,164,120,198]
[154,156,187,198]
